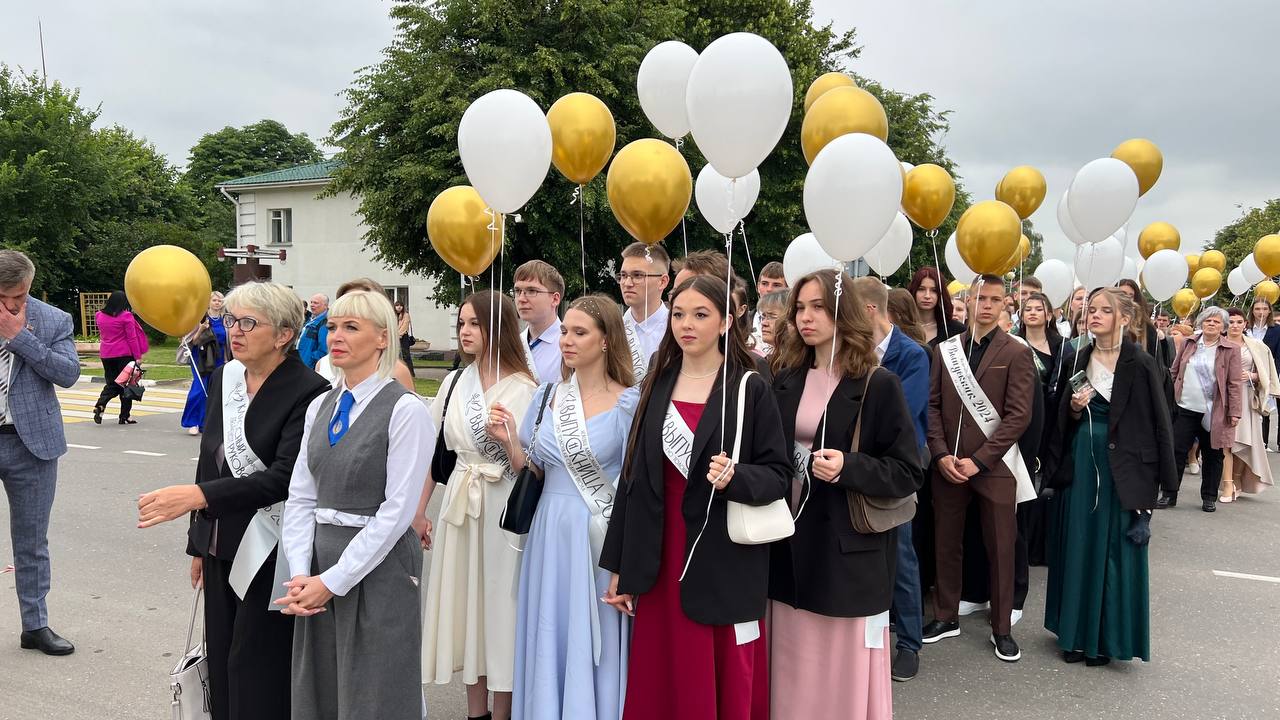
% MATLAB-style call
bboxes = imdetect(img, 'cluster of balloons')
[943,166,1045,285]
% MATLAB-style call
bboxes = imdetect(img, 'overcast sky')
[3,1,1277,264]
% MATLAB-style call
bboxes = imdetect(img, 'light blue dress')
[512,384,638,720]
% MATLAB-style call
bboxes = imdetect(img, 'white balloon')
[783,233,839,287]
[1228,267,1251,296]
[637,41,699,139]
[1141,248,1189,301]
[685,32,793,179]
[803,134,904,262]
[1066,158,1139,244]
[945,232,976,285]
[457,90,551,213]
[1241,253,1266,284]
[1074,236,1125,289]
[900,161,915,176]
[694,165,760,234]
[1033,259,1074,307]
[1121,257,1139,281]
[864,212,913,276]
[1057,191,1089,246]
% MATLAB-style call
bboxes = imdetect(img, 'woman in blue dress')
[488,294,637,720]
[181,291,229,434]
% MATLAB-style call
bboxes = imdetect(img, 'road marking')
[122,450,166,457]
[67,444,101,450]
[1213,570,1280,584]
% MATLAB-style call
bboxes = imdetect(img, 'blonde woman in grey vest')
[277,290,435,719]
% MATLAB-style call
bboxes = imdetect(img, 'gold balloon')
[1170,288,1199,318]
[995,166,1047,220]
[1191,267,1222,299]
[1186,253,1201,275]
[801,86,888,165]
[606,138,692,245]
[901,164,956,231]
[427,185,501,276]
[124,245,212,337]
[947,280,967,295]
[1254,234,1280,277]
[1111,138,1163,196]
[1200,249,1227,272]
[1013,234,1032,265]
[956,200,1022,275]
[1137,221,1181,259]
[1256,280,1280,304]
[546,92,616,185]
[803,72,856,113]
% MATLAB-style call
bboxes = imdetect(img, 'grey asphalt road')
[2,393,1279,719]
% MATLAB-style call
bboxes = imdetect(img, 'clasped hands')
[936,455,980,484]
[274,575,334,616]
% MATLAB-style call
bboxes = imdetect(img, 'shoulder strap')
[851,368,877,453]
[730,371,757,463]
[440,369,461,415]
[529,382,555,447]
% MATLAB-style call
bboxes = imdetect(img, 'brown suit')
[926,329,1036,634]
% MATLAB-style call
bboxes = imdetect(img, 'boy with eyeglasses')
[513,260,564,383]
[617,243,671,376]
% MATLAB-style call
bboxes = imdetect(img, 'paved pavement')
[2,381,1278,718]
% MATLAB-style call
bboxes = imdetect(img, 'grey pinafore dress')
[291,383,424,719]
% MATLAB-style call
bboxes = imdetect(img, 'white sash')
[458,365,512,471]
[661,402,695,478]
[938,337,1037,503]
[221,360,288,606]
[622,312,648,385]
[522,336,541,384]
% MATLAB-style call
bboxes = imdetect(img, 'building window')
[269,209,292,245]
[385,286,410,307]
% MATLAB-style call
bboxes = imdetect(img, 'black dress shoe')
[990,633,1021,662]
[1156,493,1177,509]
[119,417,138,425]
[93,406,103,424]
[922,619,960,644]
[891,648,919,682]
[1085,655,1111,667]
[20,627,75,656]
[1202,500,1216,512]
[1063,650,1086,663]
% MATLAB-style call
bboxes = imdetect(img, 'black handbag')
[121,364,146,402]
[500,383,554,535]
[430,372,461,485]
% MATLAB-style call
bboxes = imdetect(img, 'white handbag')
[169,588,212,720]
[726,371,796,545]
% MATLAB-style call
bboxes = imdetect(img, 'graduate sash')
[938,337,1036,503]
[222,360,290,607]
[442,365,513,527]
[622,312,649,385]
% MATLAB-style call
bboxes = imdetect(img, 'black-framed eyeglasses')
[616,272,664,285]
[222,314,261,332]
[510,287,553,299]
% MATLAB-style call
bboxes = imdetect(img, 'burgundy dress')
[622,401,769,720]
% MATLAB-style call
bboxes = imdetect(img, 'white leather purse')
[726,371,796,544]
[169,588,212,720]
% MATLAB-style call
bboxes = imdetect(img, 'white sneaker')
[958,600,989,617]
[1188,462,1200,475]
[1010,609,1023,626]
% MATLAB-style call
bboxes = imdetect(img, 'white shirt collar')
[632,302,669,333]
[338,373,392,407]
[528,317,562,347]
[874,325,894,361]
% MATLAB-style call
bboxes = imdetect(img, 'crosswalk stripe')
[61,408,168,420]
[123,450,166,457]
[57,397,184,414]
[59,389,188,405]
[67,443,101,450]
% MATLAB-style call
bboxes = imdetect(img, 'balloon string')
[485,208,498,379]
[955,277,983,456]
[739,222,757,288]
[498,213,506,381]
[675,137,688,256]
[927,229,949,340]
[573,184,587,294]
[818,272,843,453]
[183,340,206,395]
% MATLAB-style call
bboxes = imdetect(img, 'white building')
[216,160,455,351]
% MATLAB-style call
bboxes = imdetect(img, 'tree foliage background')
[1207,198,1280,306]
[330,0,985,304]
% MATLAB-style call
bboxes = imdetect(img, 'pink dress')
[623,401,769,720]
[769,369,893,720]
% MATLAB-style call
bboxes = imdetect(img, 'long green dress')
[1044,394,1151,661]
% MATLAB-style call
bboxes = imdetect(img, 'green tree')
[1208,198,1280,305]
[185,119,323,202]
[330,0,971,303]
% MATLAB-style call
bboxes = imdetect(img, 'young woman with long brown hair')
[599,275,790,720]
[907,267,964,346]
[419,290,537,720]
[769,269,923,718]
[486,295,637,720]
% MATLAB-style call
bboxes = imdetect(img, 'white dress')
[422,366,537,691]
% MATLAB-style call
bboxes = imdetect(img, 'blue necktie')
[328,390,355,446]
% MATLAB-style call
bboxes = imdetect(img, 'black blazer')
[187,356,331,559]
[927,318,968,350]
[1044,341,1177,510]
[599,361,791,625]
[768,367,923,618]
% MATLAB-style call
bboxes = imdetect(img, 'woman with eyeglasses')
[754,289,788,359]
[135,281,330,719]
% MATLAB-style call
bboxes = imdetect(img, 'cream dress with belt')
[422,367,536,691]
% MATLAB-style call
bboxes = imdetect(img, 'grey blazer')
[3,297,79,460]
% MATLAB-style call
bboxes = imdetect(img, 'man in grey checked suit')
[0,250,80,655]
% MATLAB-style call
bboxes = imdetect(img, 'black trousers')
[202,555,294,720]
[398,335,416,377]
[1264,414,1273,450]
[95,356,135,419]
[1172,408,1224,502]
